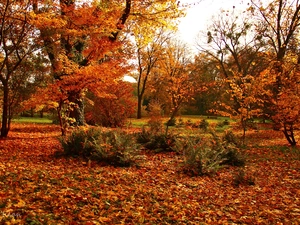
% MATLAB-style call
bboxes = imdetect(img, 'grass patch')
[126,115,233,128]
[126,118,148,127]
[13,116,53,124]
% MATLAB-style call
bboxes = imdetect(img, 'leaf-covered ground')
[0,124,299,224]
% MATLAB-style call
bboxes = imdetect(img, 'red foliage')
[85,81,136,127]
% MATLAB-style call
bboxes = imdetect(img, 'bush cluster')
[217,119,230,128]
[177,129,245,176]
[198,119,209,131]
[58,121,246,174]
[185,119,193,126]
[58,127,138,167]
[177,119,209,130]
[136,123,178,153]
[59,127,101,157]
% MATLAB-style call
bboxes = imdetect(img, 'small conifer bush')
[177,129,245,176]
[58,127,138,167]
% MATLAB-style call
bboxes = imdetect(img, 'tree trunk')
[57,101,65,136]
[68,91,84,126]
[1,84,9,137]
[241,118,247,146]
[283,123,296,146]
[165,106,180,135]
[137,95,142,119]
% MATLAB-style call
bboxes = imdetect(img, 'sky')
[177,0,250,48]
[125,0,250,82]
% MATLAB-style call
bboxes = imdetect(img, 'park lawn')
[12,116,53,124]
[0,123,299,224]
[126,115,231,128]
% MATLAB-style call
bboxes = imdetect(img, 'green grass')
[126,118,148,127]
[126,115,232,129]
[12,116,53,124]
[13,115,233,129]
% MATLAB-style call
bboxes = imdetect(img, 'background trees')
[2,0,300,146]
[190,0,300,145]
[195,7,270,138]
[128,1,184,119]
[250,0,300,145]
[0,0,39,137]
[134,28,171,119]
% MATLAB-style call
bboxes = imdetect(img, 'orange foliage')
[0,124,299,224]
[26,0,134,131]
[85,81,136,127]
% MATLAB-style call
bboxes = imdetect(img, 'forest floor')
[0,123,299,224]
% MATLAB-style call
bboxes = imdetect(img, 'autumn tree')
[30,0,132,130]
[250,0,300,145]
[0,0,38,137]
[134,28,171,119]
[128,1,184,119]
[187,53,223,115]
[196,7,270,139]
[29,0,183,134]
[155,39,196,133]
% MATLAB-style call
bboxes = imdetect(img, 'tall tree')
[250,0,300,145]
[188,53,224,115]
[134,28,171,119]
[31,0,131,128]
[0,0,37,137]
[196,7,269,138]
[156,39,196,133]
[30,0,183,133]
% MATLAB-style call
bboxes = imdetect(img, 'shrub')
[144,133,178,152]
[185,119,193,127]
[191,121,200,128]
[136,126,151,144]
[147,117,163,133]
[220,149,245,167]
[92,130,138,167]
[166,117,176,126]
[84,83,135,127]
[58,127,138,167]
[223,119,230,126]
[177,129,245,176]
[217,119,230,128]
[177,136,206,175]
[177,118,185,127]
[199,119,209,131]
[222,130,241,148]
[147,100,163,117]
[135,126,178,153]
[211,130,245,167]
[178,136,226,176]
[59,127,101,157]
